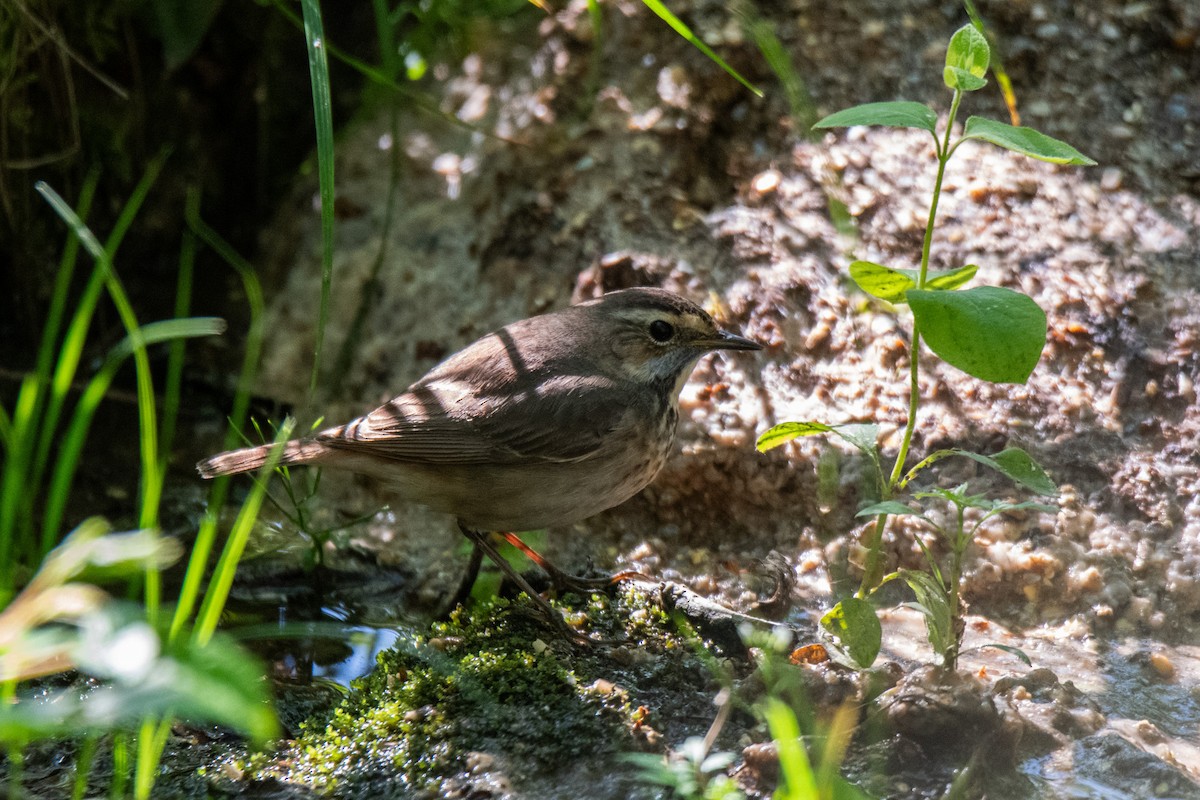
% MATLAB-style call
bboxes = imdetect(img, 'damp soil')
[87,1,1200,798]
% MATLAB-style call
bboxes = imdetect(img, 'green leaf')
[109,317,226,361]
[820,597,881,669]
[958,447,1058,496]
[944,24,990,91]
[962,116,1097,165]
[856,500,920,518]
[300,0,336,401]
[851,262,979,304]
[908,286,1047,383]
[849,261,913,303]
[892,569,954,659]
[756,421,833,452]
[922,263,979,291]
[814,101,937,133]
[944,66,987,92]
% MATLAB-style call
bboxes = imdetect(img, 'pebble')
[752,169,782,196]
[1148,651,1176,680]
[1100,168,1124,192]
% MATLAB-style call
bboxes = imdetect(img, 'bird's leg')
[497,532,650,593]
[437,538,485,619]
[457,524,592,643]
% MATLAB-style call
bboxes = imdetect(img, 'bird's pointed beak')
[707,328,762,351]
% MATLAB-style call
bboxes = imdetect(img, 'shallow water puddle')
[227,564,418,687]
[879,607,1200,797]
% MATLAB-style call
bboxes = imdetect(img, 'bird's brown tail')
[196,439,328,479]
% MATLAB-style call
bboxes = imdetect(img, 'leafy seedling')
[758,24,1092,669]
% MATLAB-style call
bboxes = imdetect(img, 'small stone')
[1100,168,1124,192]
[751,169,782,196]
[1149,651,1176,680]
[1178,373,1194,400]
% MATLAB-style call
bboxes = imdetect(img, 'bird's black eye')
[648,319,675,343]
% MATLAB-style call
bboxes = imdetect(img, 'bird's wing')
[317,373,632,465]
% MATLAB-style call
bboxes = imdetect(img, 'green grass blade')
[17,172,102,558]
[329,0,405,391]
[30,265,107,550]
[739,11,856,245]
[35,168,100,368]
[71,734,99,800]
[0,377,41,601]
[193,420,296,645]
[159,227,197,471]
[27,171,110,555]
[743,12,814,128]
[35,154,170,524]
[963,0,1022,125]
[370,0,399,76]
[133,717,171,800]
[41,320,224,543]
[32,168,100,422]
[172,192,267,644]
[640,0,762,97]
[36,156,171,622]
[764,698,819,799]
[268,0,517,142]
[183,194,266,453]
[300,0,336,401]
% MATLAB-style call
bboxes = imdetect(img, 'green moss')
[261,586,702,794]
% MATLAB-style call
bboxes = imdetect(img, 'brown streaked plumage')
[197,287,760,632]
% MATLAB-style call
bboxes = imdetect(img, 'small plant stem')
[889,88,961,486]
[945,503,968,670]
[859,90,964,597]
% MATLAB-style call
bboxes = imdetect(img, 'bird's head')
[585,287,761,390]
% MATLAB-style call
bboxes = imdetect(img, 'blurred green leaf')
[764,698,819,799]
[856,500,920,518]
[35,523,180,589]
[957,447,1058,496]
[820,597,881,669]
[890,569,953,658]
[0,621,276,745]
[640,0,762,97]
